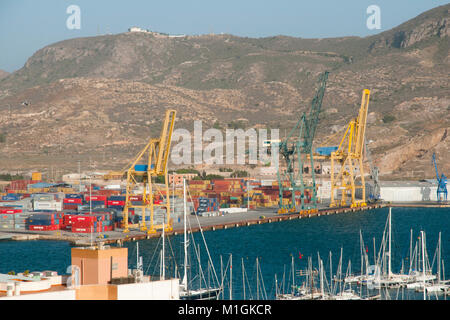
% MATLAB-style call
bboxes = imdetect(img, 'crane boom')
[432,153,440,181]
[304,72,330,153]
[329,89,371,208]
[277,71,329,214]
[122,109,177,233]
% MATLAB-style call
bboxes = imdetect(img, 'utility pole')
[78,160,81,192]
[89,176,92,214]
[247,179,249,210]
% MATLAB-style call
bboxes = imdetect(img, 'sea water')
[0,207,448,300]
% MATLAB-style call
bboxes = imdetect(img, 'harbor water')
[0,207,448,300]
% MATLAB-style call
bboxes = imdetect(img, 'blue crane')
[432,153,447,202]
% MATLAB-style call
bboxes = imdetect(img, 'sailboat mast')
[409,229,413,274]
[256,257,259,300]
[438,232,441,284]
[229,254,233,300]
[421,230,426,300]
[373,237,376,268]
[329,251,332,294]
[160,250,163,279]
[162,215,165,280]
[136,242,139,270]
[388,207,392,278]
[182,179,188,289]
[320,259,324,298]
[242,258,246,300]
[275,273,278,298]
[220,256,223,299]
[291,255,295,293]
[309,257,314,300]
[360,230,364,277]
[339,247,343,294]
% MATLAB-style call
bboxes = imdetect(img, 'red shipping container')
[28,225,45,231]
[129,195,143,201]
[85,195,107,201]
[0,209,22,214]
[107,200,125,206]
[72,221,94,229]
[72,215,96,223]
[28,225,59,231]
[63,198,82,204]
[63,214,79,224]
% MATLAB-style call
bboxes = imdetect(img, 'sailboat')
[179,179,221,300]
[423,232,450,294]
[408,231,449,296]
[277,255,336,300]
[276,256,319,300]
[351,207,412,289]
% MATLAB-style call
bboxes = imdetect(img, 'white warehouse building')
[378,180,439,202]
[319,180,440,202]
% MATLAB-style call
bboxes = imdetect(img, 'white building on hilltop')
[128,26,149,33]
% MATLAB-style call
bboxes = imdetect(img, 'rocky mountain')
[0,70,9,80]
[0,4,448,180]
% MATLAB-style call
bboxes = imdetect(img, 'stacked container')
[2,194,21,201]
[68,212,114,233]
[115,208,137,225]
[0,210,16,230]
[85,195,107,209]
[91,212,115,232]
[6,180,41,193]
[194,197,219,215]
[107,195,126,209]
[13,211,30,230]
[26,212,63,231]
[32,193,62,211]
[61,212,81,231]
[63,194,83,210]
[0,198,33,211]
[0,208,30,230]
[70,214,100,233]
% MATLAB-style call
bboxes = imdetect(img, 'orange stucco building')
[71,246,128,285]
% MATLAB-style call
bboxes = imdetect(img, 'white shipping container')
[219,208,248,214]
[33,201,63,211]
[104,185,122,190]
[261,180,275,187]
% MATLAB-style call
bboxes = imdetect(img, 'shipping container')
[63,198,82,204]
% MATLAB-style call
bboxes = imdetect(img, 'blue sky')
[0,0,448,72]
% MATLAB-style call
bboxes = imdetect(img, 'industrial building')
[378,180,440,202]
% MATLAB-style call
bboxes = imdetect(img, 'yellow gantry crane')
[329,89,371,208]
[122,109,176,233]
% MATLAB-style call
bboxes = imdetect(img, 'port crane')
[432,153,447,202]
[329,89,371,208]
[364,137,380,202]
[276,71,329,214]
[122,109,176,233]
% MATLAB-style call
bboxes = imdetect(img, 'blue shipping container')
[66,194,83,199]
